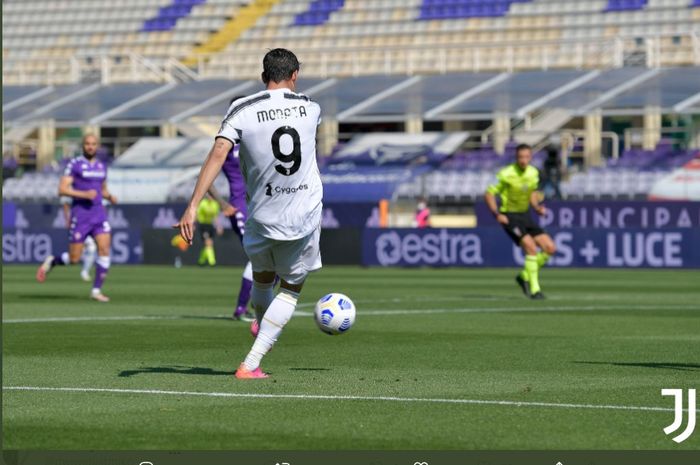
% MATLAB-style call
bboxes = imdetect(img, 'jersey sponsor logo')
[256,105,308,123]
[264,183,309,197]
[80,170,106,178]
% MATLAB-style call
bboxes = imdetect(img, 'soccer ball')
[314,293,356,335]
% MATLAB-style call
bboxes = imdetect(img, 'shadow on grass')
[574,361,700,372]
[15,294,77,301]
[119,365,232,378]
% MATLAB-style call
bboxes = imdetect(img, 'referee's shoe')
[515,274,530,297]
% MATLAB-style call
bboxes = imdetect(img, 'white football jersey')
[217,88,323,241]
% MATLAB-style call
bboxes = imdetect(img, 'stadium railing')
[3,31,698,85]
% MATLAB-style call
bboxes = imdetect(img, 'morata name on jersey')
[257,105,308,123]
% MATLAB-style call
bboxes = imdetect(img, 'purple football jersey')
[221,145,247,215]
[221,145,248,239]
[64,156,109,242]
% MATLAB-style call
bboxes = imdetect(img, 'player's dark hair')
[515,143,532,154]
[261,48,300,84]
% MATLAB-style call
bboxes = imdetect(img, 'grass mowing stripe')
[3,305,697,324]
[3,386,687,413]
[5,266,700,449]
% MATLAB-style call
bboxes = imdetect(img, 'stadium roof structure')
[3,67,699,128]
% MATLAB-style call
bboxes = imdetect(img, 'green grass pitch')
[2,265,699,450]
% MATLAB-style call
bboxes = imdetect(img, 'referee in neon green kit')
[196,193,222,266]
[485,144,557,299]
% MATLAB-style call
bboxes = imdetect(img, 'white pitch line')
[3,304,697,324]
[3,315,180,324]
[3,386,689,413]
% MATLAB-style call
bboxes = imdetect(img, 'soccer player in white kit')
[176,49,323,379]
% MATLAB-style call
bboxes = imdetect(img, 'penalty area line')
[2,386,688,414]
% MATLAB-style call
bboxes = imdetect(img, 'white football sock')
[243,289,299,371]
[82,239,97,275]
[242,262,253,281]
[251,280,274,323]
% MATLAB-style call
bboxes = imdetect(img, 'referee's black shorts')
[199,224,215,241]
[500,212,545,245]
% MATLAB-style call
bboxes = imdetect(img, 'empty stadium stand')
[2,1,699,204]
[2,0,698,83]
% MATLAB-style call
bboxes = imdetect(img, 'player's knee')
[280,280,304,294]
[96,243,110,255]
[521,241,537,256]
[253,270,276,284]
[540,239,557,255]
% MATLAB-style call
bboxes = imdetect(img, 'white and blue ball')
[314,293,356,335]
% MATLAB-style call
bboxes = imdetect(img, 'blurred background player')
[177,48,323,379]
[36,134,117,302]
[415,197,431,228]
[196,193,222,266]
[485,144,556,300]
[541,145,564,200]
[205,96,256,321]
[61,195,97,281]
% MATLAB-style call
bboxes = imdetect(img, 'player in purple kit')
[208,101,255,321]
[36,134,117,302]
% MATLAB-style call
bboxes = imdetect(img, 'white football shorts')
[243,225,322,285]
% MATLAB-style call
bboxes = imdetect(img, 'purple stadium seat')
[419,0,532,20]
[605,0,648,12]
[142,0,202,32]
[294,0,345,26]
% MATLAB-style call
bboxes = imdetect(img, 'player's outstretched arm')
[208,185,236,217]
[176,138,233,244]
[485,191,508,225]
[530,190,546,216]
[486,174,509,225]
[102,181,117,204]
[58,175,97,201]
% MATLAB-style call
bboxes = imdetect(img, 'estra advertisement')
[363,228,700,268]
